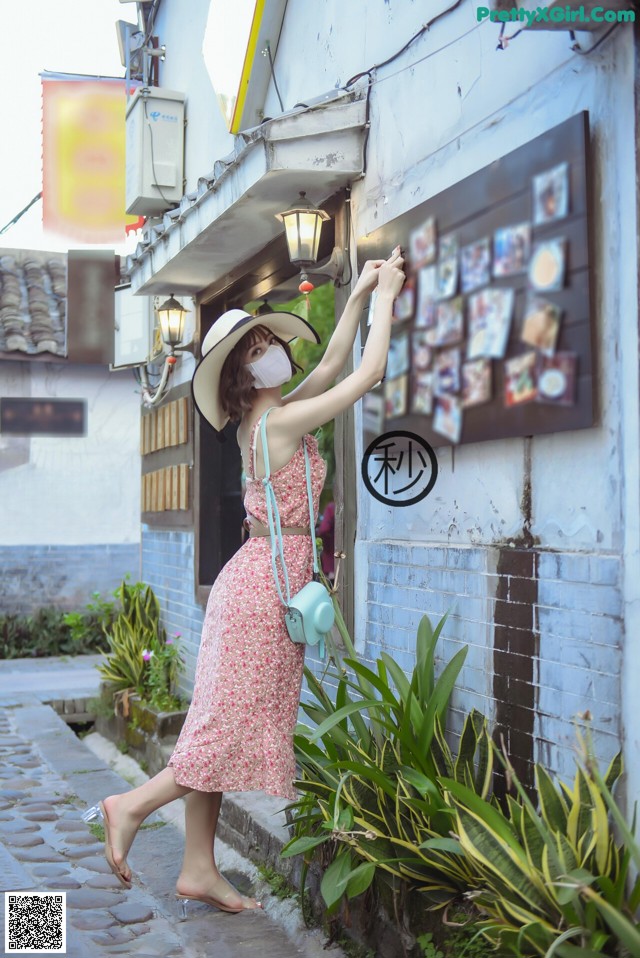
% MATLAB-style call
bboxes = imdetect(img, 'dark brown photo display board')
[357,111,595,448]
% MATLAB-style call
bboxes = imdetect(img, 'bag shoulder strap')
[260,408,290,607]
[301,436,320,576]
[260,409,321,600]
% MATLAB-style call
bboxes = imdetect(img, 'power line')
[0,192,43,236]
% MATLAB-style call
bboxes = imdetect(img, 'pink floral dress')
[167,413,326,800]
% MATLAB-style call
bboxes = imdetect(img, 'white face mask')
[245,343,292,389]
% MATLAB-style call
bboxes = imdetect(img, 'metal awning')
[127,90,367,297]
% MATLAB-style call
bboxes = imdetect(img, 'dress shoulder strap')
[249,406,276,479]
[249,415,262,479]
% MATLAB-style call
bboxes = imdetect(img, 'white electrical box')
[113,285,162,369]
[125,88,185,215]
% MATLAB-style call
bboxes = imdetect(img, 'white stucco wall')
[154,0,234,195]
[151,0,637,554]
[139,0,639,799]
[0,362,141,545]
[263,3,637,556]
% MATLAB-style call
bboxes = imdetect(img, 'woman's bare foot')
[176,868,262,911]
[101,794,145,885]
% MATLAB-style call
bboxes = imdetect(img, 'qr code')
[5,892,66,953]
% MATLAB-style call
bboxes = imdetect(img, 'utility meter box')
[113,285,161,369]
[126,88,185,215]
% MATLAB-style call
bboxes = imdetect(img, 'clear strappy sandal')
[176,891,263,919]
[82,800,133,889]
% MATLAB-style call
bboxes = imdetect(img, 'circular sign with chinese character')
[361,431,438,506]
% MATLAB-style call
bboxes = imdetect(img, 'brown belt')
[246,518,310,538]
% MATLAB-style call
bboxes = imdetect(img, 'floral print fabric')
[167,414,326,799]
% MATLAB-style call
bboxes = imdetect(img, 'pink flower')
[142,649,154,661]
[166,638,174,645]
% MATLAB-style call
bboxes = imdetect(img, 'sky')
[0,0,132,254]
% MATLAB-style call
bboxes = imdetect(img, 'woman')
[82,247,405,915]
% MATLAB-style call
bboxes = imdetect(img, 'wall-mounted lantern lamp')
[157,294,188,351]
[276,189,349,293]
[139,294,194,407]
[276,192,330,267]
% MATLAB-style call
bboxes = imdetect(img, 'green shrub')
[0,606,107,659]
[284,613,489,915]
[442,729,639,957]
[97,580,185,713]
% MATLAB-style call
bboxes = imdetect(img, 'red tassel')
[299,272,314,320]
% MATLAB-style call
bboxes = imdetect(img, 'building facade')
[0,249,141,613]
[123,0,640,807]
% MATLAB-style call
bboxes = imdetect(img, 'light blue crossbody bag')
[259,408,335,658]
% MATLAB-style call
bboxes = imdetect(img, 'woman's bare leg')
[102,767,192,883]
[176,790,261,910]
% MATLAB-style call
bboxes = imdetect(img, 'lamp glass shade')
[157,295,188,347]
[277,193,330,266]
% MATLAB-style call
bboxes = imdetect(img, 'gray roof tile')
[0,250,67,357]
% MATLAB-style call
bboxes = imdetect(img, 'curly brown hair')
[219,324,302,423]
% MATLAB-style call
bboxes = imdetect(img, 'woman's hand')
[376,248,405,302]
[352,258,385,297]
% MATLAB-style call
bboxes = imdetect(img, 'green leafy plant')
[141,631,186,711]
[63,589,117,650]
[417,932,444,958]
[283,613,490,916]
[441,729,638,957]
[0,606,107,659]
[97,581,166,696]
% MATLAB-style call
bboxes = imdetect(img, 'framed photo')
[533,162,569,225]
[386,332,410,379]
[493,223,531,277]
[384,374,408,418]
[461,358,492,408]
[411,331,432,371]
[363,390,385,433]
[437,233,458,299]
[393,277,416,323]
[415,265,437,328]
[433,394,463,444]
[409,217,437,268]
[536,352,577,406]
[529,238,566,292]
[411,371,434,414]
[461,237,491,293]
[467,287,514,360]
[435,296,464,346]
[504,352,538,406]
[434,346,461,395]
[521,295,562,355]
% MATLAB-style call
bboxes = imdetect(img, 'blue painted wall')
[0,544,140,615]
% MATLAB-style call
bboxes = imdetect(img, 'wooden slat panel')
[163,405,171,450]
[171,465,179,510]
[164,466,172,510]
[170,401,178,447]
[178,397,188,445]
[157,470,164,512]
[178,464,189,509]
[156,408,164,450]
[150,410,157,453]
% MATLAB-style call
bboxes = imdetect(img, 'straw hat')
[192,308,320,431]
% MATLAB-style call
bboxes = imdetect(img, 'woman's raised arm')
[282,250,400,404]
[271,253,405,440]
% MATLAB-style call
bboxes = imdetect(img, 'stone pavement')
[0,657,344,958]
